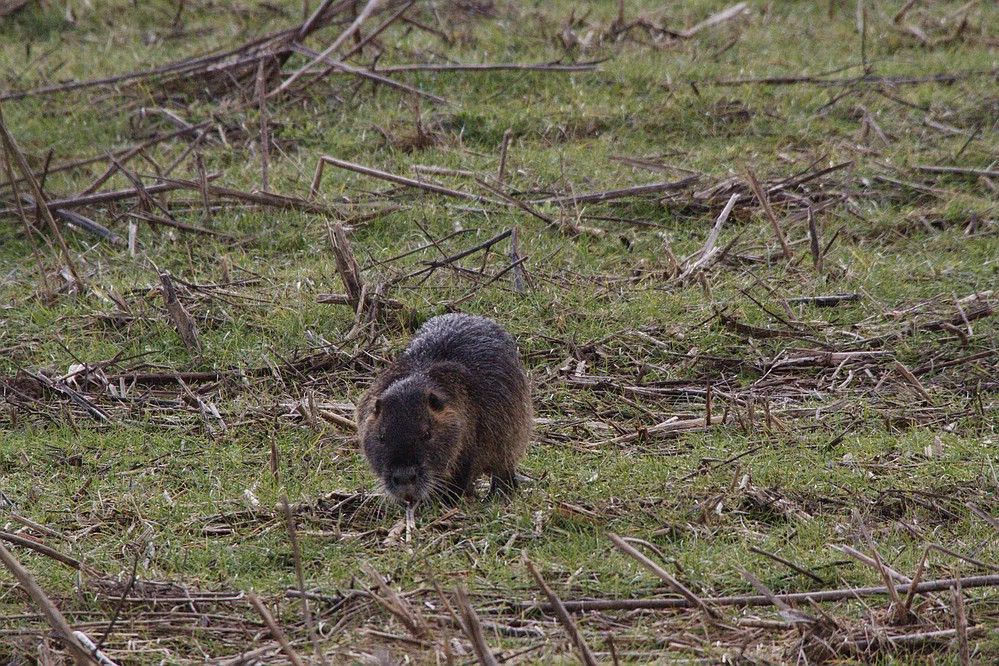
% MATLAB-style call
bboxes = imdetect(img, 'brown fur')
[356,314,532,505]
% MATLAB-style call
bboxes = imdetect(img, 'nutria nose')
[390,467,418,487]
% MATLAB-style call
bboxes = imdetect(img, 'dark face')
[362,378,450,505]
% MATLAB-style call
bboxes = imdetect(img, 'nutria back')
[356,314,532,505]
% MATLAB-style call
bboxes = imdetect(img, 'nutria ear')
[373,398,382,415]
[427,391,446,412]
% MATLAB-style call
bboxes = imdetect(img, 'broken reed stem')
[72,632,121,666]
[102,150,175,221]
[311,155,489,202]
[316,293,404,310]
[676,193,739,280]
[49,205,124,247]
[247,590,307,666]
[159,273,203,352]
[749,545,824,585]
[530,175,698,206]
[510,225,526,295]
[807,207,822,274]
[893,360,933,403]
[0,103,84,289]
[902,547,930,615]
[295,0,342,40]
[419,229,513,271]
[328,222,364,308]
[341,0,416,60]
[7,514,63,539]
[497,128,512,183]
[281,496,325,665]
[446,255,528,307]
[679,2,747,38]
[857,0,867,67]
[257,59,270,192]
[846,626,985,652]
[607,532,719,618]
[0,530,83,571]
[0,177,218,218]
[952,580,970,666]
[524,557,598,666]
[0,543,99,666]
[454,586,501,666]
[737,567,804,618]
[967,502,999,531]
[893,0,919,23]
[833,544,911,584]
[95,549,140,652]
[286,42,450,105]
[524,574,999,613]
[474,176,555,227]
[746,168,792,261]
[1,141,52,292]
[854,509,908,620]
[362,564,428,638]
[273,0,386,96]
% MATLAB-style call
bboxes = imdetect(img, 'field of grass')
[1,0,997,663]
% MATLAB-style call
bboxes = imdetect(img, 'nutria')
[356,313,532,505]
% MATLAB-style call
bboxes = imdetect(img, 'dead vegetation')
[1,0,998,664]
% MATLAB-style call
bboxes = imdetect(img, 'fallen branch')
[747,169,792,261]
[0,543,99,666]
[786,293,862,307]
[0,105,84,288]
[916,165,999,179]
[0,530,83,571]
[0,177,220,218]
[529,176,699,206]
[711,70,997,87]
[273,0,387,96]
[311,155,492,202]
[159,273,202,353]
[607,532,719,618]
[524,557,598,666]
[522,574,999,613]
[454,586,500,666]
[247,591,306,666]
[676,193,740,280]
[151,175,341,214]
[362,563,428,639]
[375,61,602,74]
[286,42,451,105]
[679,2,748,39]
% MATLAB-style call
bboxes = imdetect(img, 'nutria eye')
[427,391,445,411]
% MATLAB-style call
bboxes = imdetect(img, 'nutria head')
[359,369,467,505]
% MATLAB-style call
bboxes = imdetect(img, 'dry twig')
[0,543,99,666]
[524,557,598,666]
[454,586,500,666]
[608,532,719,618]
[247,590,307,666]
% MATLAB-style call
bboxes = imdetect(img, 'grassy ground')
[1,0,997,663]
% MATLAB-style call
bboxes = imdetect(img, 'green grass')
[2,0,998,663]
